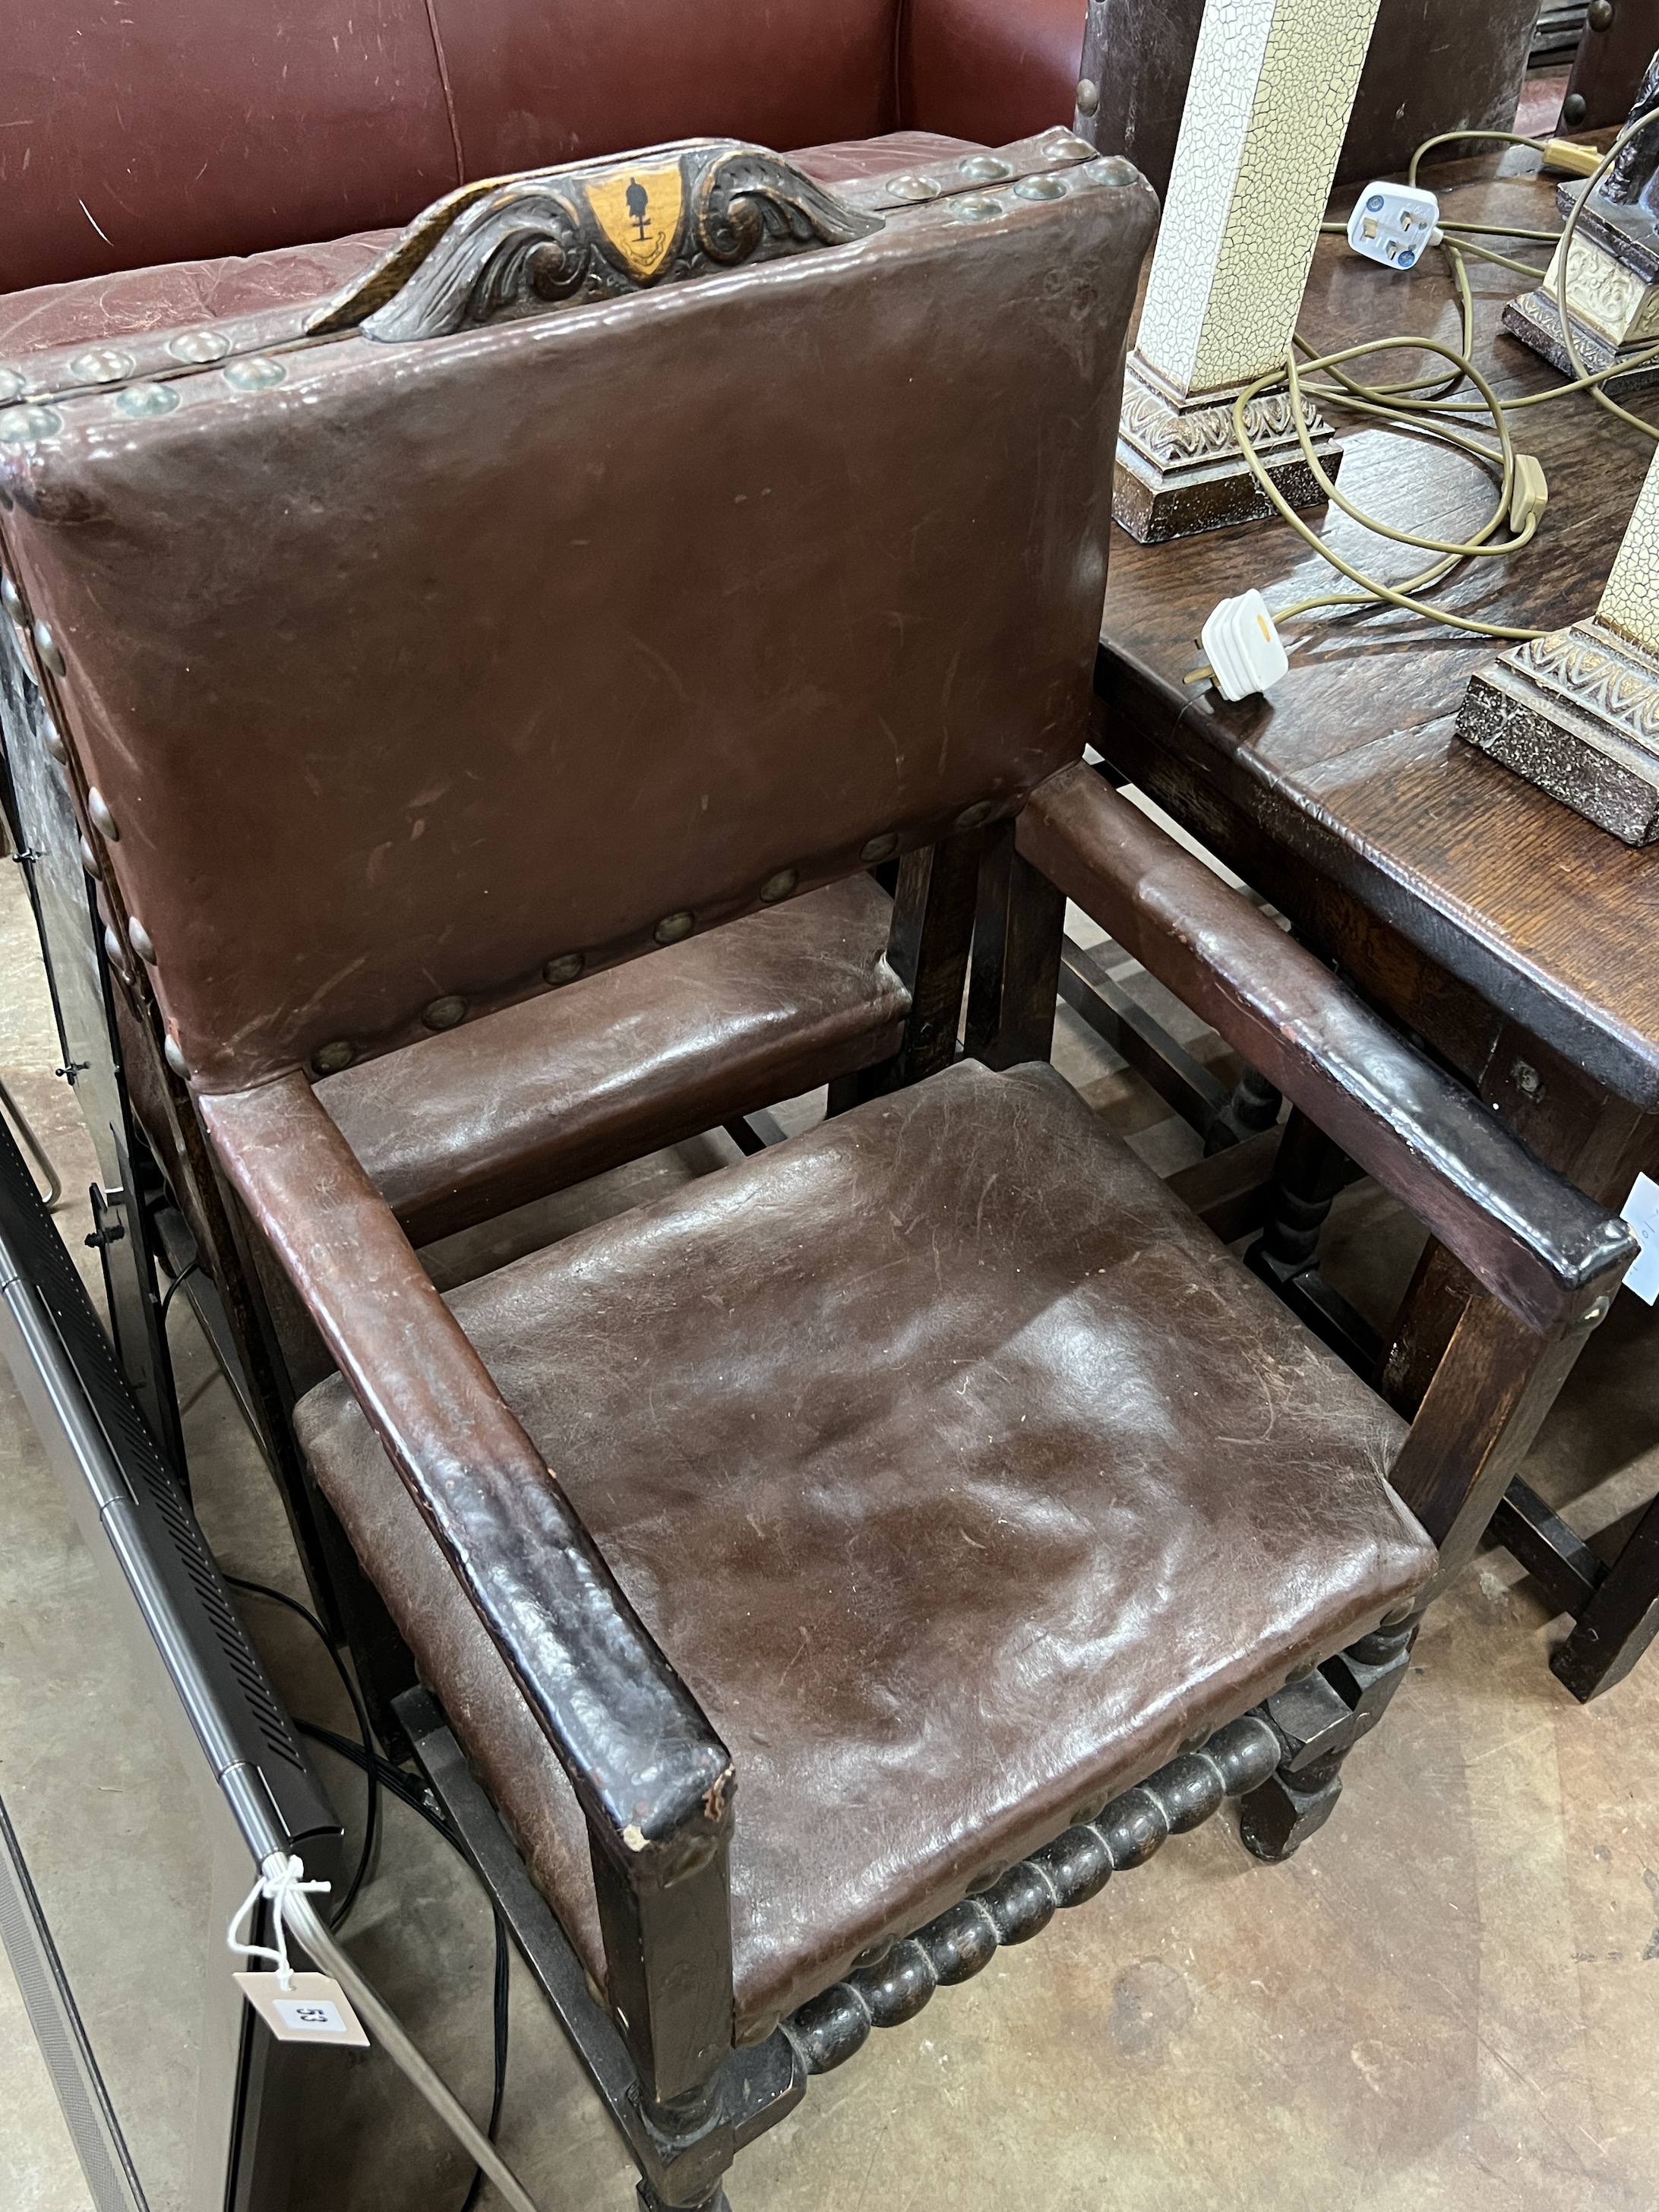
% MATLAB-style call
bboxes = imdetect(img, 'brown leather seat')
[299,1057,1429,2038]
[315,872,905,1244]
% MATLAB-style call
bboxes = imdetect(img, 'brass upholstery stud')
[0,403,64,444]
[1379,1600,1417,1628]
[128,918,156,965]
[87,788,118,840]
[102,924,129,975]
[68,347,136,385]
[0,367,24,403]
[542,952,584,985]
[759,867,798,903]
[33,621,65,678]
[860,832,899,864]
[168,330,230,365]
[1087,156,1140,189]
[312,1041,356,1076]
[0,574,22,621]
[78,838,100,879]
[952,198,1003,221]
[959,155,1012,183]
[1076,77,1101,115]
[116,382,180,419]
[888,175,942,203]
[955,799,994,830]
[654,911,694,945]
[43,722,67,763]
[1013,176,1068,203]
[163,1035,189,1079]
[223,356,286,392]
[422,995,468,1031]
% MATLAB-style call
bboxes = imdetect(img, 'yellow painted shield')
[587,162,685,283]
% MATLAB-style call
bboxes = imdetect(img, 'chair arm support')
[1017,764,1636,1334]
[199,1073,735,1878]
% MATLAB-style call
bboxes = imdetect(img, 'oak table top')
[1099,153,1659,1110]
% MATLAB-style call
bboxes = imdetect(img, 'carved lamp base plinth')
[1456,619,1659,845]
[1502,284,1659,400]
[1113,353,1341,545]
[1503,194,1659,399]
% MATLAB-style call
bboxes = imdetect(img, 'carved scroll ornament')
[309,141,883,344]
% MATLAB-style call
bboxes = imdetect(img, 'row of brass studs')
[780,1711,1284,2075]
[305,802,999,1078]
[0,352,289,447]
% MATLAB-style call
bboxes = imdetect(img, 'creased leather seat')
[298,1057,1430,2038]
[315,872,906,1245]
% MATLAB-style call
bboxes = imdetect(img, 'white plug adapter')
[1346,182,1442,270]
[1201,590,1288,703]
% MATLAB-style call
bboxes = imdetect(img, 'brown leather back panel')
[2,142,1156,1092]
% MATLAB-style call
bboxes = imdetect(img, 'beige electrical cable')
[1183,114,1659,682]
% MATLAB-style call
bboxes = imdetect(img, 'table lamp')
[1506,52,1659,394]
[1458,441,1659,843]
[1114,0,1384,544]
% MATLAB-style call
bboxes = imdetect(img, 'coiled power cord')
[1189,109,1659,683]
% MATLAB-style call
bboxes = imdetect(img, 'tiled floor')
[2,835,1657,2212]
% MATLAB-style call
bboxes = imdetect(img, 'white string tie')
[226,1851,332,1990]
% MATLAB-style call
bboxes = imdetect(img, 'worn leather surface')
[0,1,457,294]
[0,137,969,360]
[899,0,1086,148]
[3,0,1089,294]
[0,235,400,361]
[791,131,980,185]
[1081,0,1538,199]
[317,872,907,1246]
[298,1057,1431,2035]
[5,147,1155,1092]
[422,0,899,184]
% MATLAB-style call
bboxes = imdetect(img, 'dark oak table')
[1097,149,1659,1698]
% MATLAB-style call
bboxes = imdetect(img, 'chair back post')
[963,820,1067,1070]
[859,825,987,1094]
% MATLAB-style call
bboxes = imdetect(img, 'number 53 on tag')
[234,1971,369,2046]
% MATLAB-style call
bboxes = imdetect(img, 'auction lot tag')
[1621,1173,1659,1305]
[234,1970,369,2045]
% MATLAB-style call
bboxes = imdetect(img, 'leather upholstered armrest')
[200,1074,735,1872]
[1017,764,1637,1335]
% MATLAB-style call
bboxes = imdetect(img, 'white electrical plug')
[1200,590,1288,702]
[1346,182,1443,270]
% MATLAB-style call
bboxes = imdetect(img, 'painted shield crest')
[587,161,686,283]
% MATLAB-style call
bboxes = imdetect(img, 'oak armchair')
[0,131,1634,2210]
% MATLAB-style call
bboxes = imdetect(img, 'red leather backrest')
[428,0,900,184]
[1,0,902,295]
[1,2,459,294]
[0,137,1157,1092]
[898,0,1085,148]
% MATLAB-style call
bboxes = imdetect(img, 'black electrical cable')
[296,1718,514,2210]
[156,1256,200,1322]
[220,1575,380,1929]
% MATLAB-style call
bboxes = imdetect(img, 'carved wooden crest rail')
[307,141,883,343]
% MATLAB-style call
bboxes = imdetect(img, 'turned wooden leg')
[638,2184,732,2212]
[1245,1107,1375,1373]
[1238,1614,1416,1861]
[1204,1064,1281,1153]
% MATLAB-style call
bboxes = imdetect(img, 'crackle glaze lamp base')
[1458,444,1659,845]
[1114,0,1384,545]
